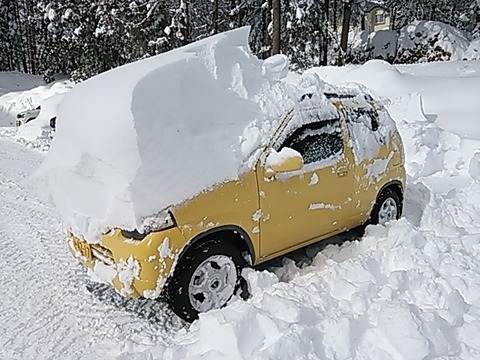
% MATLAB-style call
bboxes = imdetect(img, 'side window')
[280,119,344,165]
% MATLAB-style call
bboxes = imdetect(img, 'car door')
[256,110,355,258]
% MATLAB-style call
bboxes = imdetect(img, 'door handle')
[337,166,348,177]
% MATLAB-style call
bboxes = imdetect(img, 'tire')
[50,117,57,129]
[166,238,249,322]
[370,187,402,226]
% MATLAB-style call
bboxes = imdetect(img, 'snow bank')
[112,200,480,359]
[176,218,479,360]
[308,60,480,139]
[397,21,470,62]
[0,75,71,127]
[38,27,300,242]
[464,39,480,60]
[15,91,66,149]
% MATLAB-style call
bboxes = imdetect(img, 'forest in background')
[1,0,479,81]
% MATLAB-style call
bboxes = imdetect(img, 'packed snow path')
[0,139,185,359]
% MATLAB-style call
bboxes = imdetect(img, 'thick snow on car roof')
[38,28,293,241]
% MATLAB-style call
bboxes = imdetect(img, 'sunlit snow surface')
[1,58,480,358]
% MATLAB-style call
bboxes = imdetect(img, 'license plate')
[73,237,92,261]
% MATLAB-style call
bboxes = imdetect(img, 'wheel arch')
[379,180,404,206]
[174,225,255,269]
[164,225,254,321]
[371,180,404,221]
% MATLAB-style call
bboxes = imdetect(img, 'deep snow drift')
[0,73,72,127]
[308,60,480,140]
[1,51,480,359]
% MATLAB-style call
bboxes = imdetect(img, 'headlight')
[120,229,146,240]
[121,209,176,240]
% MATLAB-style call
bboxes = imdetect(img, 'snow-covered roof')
[365,1,387,13]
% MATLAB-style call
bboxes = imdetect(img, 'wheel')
[166,238,248,322]
[370,188,402,226]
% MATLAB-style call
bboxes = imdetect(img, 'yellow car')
[69,91,405,322]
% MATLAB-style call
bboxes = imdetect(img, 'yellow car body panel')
[69,227,186,298]
[173,171,260,257]
[68,95,406,300]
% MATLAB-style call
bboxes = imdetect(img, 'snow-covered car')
[15,106,40,126]
[41,28,405,322]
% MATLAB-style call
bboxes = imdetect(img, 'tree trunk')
[184,0,190,44]
[333,0,337,33]
[264,0,272,57]
[322,0,330,65]
[26,0,36,74]
[272,0,281,55]
[237,0,244,26]
[212,0,218,34]
[391,6,396,31]
[340,0,352,53]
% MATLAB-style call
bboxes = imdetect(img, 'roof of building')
[365,1,387,13]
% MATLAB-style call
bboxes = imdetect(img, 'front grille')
[91,243,114,266]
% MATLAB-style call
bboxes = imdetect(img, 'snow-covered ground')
[1,58,480,359]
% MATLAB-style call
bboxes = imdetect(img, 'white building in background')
[364,1,391,33]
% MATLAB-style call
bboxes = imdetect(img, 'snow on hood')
[38,27,300,242]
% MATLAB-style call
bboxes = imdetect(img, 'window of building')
[374,10,385,25]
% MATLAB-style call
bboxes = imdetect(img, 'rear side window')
[281,119,343,165]
[341,106,391,163]
[342,107,379,132]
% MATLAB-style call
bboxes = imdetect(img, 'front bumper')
[68,227,187,298]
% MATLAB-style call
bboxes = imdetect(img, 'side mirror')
[265,147,304,174]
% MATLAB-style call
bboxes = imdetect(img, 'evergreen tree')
[0,0,478,78]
